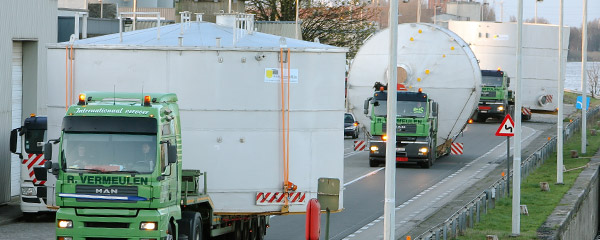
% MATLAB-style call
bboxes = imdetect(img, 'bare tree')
[589,62,600,98]
[246,0,298,21]
[301,3,378,59]
[482,5,496,22]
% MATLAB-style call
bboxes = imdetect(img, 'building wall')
[446,2,481,21]
[176,0,246,23]
[0,0,57,203]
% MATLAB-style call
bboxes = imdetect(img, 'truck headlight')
[58,220,73,228]
[345,126,357,130]
[21,187,36,196]
[140,222,158,230]
[370,146,379,151]
[57,237,73,240]
[419,147,429,153]
[497,106,504,112]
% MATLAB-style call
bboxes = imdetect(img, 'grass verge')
[456,94,600,239]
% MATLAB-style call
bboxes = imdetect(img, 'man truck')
[364,84,439,168]
[472,69,532,122]
[347,23,482,168]
[9,115,59,215]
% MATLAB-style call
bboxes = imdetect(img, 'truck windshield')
[482,76,503,87]
[373,101,427,118]
[62,133,157,174]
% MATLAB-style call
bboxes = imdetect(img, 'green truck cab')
[474,70,512,122]
[364,84,439,169]
[45,92,267,240]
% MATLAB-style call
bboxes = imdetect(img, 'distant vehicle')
[345,113,360,139]
[472,69,531,123]
[347,23,481,168]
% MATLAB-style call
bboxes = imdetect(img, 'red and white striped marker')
[354,140,367,151]
[546,95,553,103]
[522,107,531,116]
[22,154,47,185]
[451,142,464,155]
[255,192,306,205]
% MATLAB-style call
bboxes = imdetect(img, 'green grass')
[456,129,600,239]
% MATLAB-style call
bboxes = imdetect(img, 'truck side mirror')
[168,145,177,164]
[10,129,18,153]
[44,142,52,161]
[51,162,60,175]
[506,77,511,88]
[44,160,52,170]
[432,102,439,117]
[363,97,372,115]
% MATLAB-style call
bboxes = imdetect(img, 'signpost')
[496,114,515,194]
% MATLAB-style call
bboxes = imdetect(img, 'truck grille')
[75,185,138,203]
[396,124,417,133]
[481,91,497,98]
[84,222,130,228]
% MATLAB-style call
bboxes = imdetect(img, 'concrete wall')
[446,2,481,21]
[176,0,245,23]
[538,156,600,239]
[0,0,57,203]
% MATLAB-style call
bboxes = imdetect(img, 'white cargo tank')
[45,16,346,214]
[348,23,481,146]
[448,21,570,112]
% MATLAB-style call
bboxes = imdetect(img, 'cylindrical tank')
[347,23,481,145]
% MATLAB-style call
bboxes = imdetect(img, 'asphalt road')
[265,119,544,240]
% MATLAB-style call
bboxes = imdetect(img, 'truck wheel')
[369,159,378,167]
[181,212,202,240]
[167,222,176,240]
[420,160,431,169]
[475,113,486,123]
[256,217,266,240]
[234,221,242,240]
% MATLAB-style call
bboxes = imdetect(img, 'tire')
[167,222,175,240]
[180,212,202,240]
[475,113,486,123]
[369,159,378,167]
[256,217,266,240]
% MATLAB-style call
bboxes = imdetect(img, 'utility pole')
[383,0,398,239]
[582,0,588,154]
[512,0,523,236]
[557,0,564,184]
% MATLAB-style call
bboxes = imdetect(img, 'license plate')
[396,157,408,162]
[396,148,405,152]
[480,110,488,113]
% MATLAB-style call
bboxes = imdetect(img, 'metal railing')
[414,106,600,240]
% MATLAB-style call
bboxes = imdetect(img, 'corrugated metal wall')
[119,7,176,21]
[255,21,302,40]
[175,0,246,23]
[0,0,57,204]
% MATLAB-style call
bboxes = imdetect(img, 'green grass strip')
[457,106,600,239]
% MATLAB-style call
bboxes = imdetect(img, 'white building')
[0,0,57,204]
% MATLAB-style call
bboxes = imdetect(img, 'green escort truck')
[45,92,268,240]
[364,83,440,168]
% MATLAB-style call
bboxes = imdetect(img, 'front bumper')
[478,102,506,116]
[56,207,169,240]
[369,139,430,163]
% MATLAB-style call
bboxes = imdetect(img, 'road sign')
[496,114,515,137]
[576,96,590,110]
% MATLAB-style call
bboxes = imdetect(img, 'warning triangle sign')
[496,114,515,137]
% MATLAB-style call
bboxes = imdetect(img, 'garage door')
[11,41,23,196]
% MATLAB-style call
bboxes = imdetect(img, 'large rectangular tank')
[46,18,347,214]
[449,21,570,111]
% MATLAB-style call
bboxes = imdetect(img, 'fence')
[414,106,600,240]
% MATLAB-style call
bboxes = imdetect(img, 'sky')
[469,0,600,27]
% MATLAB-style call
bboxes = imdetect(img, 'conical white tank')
[348,23,481,145]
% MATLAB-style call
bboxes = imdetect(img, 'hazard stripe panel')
[354,140,367,151]
[22,154,47,186]
[451,142,464,155]
[255,192,306,205]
